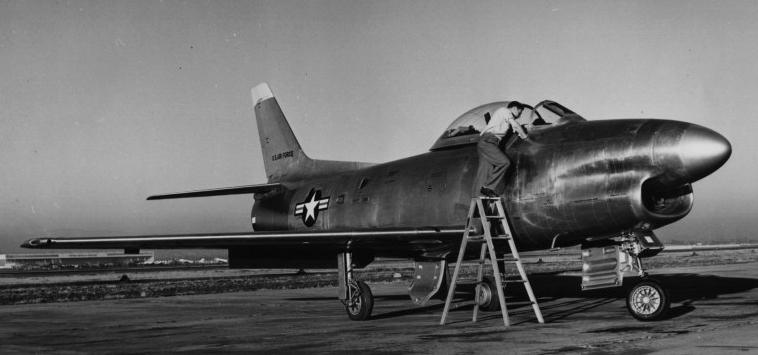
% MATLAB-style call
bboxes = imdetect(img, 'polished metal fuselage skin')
[250,117,730,262]
[504,119,710,249]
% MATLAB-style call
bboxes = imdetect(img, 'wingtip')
[21,238,47,248]
[252,83,274,104]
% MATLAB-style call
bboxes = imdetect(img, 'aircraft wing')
[21,227,466,251]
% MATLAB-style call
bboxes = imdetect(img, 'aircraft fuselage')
[250,117,730,262]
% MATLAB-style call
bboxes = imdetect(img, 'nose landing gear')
[623,235,671,321]
[582,231,671,321]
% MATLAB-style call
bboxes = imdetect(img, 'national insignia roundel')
[294,188,330,227]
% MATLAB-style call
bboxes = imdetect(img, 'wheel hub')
[347,295,362,315]
[477,283,493,307]
[631,285,660,315]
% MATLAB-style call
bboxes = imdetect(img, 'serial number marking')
[272,150,294,161]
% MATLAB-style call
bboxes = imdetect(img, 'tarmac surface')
[1,262,757,355]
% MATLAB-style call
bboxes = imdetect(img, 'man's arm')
[508,117,529,139]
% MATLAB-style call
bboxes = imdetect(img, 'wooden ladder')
[440,196,544,326]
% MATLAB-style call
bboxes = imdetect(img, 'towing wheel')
[626,279,670,321]
[346,281,374,321]
[477,275,501,312]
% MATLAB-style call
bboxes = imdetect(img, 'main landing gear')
[476,275,501,312]
[582,231,671,321]
[344,280,374,321]
[338,252,374,321]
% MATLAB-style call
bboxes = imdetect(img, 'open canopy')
[429,100,585,150]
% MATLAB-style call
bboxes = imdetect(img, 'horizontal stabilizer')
[147,183,282,200]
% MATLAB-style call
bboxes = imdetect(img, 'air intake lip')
[640,179,693,218]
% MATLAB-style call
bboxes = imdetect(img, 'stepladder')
[439,196,545,326]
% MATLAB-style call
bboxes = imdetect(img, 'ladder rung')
[469,235,507,239]
[466,236,509,242]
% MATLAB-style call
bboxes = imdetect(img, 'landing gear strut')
[338,252,374,321]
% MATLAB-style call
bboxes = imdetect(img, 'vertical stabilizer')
[252,83,313,182]
[252,83,376,182]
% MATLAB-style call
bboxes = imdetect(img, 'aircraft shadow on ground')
[285,272,758,321]
[528,273,758,303]
[505,272,758,322]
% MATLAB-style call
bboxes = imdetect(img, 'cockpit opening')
[430,100,584,151]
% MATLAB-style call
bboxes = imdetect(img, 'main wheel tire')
[477,275,501,312]
[345,281,374,321]
[626,279,670,321]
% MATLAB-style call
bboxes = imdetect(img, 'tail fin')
[252,83,315,182]
[252,83,375,182]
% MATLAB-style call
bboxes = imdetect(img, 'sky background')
[1,0,757,253]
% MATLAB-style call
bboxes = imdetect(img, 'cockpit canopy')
[429,100,585,150]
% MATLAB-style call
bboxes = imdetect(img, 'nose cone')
[678,125,732,182]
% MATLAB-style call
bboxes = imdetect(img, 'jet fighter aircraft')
[23,83,732,322]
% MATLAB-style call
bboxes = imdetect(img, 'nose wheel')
[626,279,670,321]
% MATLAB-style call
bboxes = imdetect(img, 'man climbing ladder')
[476,101,529,197]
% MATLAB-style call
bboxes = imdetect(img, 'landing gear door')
[633,231,665,258]
[581,246,634,290]
[409,260,448,306]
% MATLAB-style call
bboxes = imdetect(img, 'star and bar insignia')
[294,188,330,227]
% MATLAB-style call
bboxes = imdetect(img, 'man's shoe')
[480,187,498,197]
